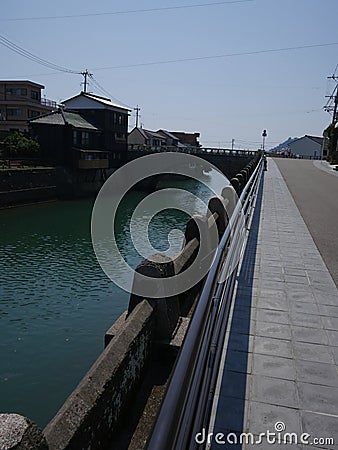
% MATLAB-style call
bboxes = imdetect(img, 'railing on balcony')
[75,149,109,170]
[41,98,58,109]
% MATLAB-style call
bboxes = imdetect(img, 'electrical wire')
[91,42,338,71]
[88,75,131,108]
[1,1,254,22]
[0,33,81,74]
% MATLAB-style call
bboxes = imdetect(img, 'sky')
[0,0,337,149]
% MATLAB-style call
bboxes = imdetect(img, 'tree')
[324,123,338,163]
[4,131,40,158]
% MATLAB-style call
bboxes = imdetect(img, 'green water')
[0,174,224,428]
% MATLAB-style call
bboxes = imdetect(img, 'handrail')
[128,144,258,157]
[146,155,263,450]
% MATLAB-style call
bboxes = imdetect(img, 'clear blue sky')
[1,0,337,149]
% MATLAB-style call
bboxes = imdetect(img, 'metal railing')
[146,155,263,450]
[128,144,258,157]
[41,98,58,109]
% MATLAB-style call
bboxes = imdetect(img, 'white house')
[128,127,167,147]
[288,135,324,159]
[128,126,203,152]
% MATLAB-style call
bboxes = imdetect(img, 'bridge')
[127,144,258,180]
[2,156,338,450]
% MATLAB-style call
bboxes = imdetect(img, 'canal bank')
[0,167,112,208]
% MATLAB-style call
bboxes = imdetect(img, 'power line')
[91,42,338,71]
[1,0,254,22]
[88,75,131,108]
[0,33,80,74]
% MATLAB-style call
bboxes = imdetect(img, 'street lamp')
[262,129,267,152]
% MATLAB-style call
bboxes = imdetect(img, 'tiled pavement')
[209,159,338,449]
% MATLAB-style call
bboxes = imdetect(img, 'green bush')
[4,131,40,158]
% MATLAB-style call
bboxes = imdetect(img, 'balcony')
[75,149,109,170]
[77,159,109,169]
[41,98,57,109]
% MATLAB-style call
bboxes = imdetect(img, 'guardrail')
[128,144,258,157]
[146,153,263,450]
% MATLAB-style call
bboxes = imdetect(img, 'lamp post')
[262,129,267,152]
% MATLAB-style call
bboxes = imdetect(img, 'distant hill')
[268,137,298,153]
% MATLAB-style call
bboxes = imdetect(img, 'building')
[128,127,167,147]
[30,109,108,169]
[128,127,200,148]
[157,129,181,146]
[0,80,56,134]
[171,131,201,147]
[62,92,131,164]
[288,135,324,159]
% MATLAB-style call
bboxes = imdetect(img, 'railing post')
[221,184,238,218]
[207,196,229,238]
[128,254,180,339]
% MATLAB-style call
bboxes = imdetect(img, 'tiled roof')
[157,129,180,141]
[63,111,98,130]
[29,110,99,130]
[29,111,65,126]
[62,92,131,111]
[137,128,165,140]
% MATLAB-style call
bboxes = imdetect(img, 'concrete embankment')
[0,168,58,207]
[0,167,108,207]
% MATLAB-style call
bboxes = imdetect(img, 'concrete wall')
[0,167,106,206]
[0,168,57,207]
[44,301,155,450]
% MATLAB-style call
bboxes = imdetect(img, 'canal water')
[0,172,225,428]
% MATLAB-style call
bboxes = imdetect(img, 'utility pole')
[134,105,140,128]
[332,87,338,126]
[324,74,338,160]
[231,138,235,151]
[325,75,338,124]
[81,69,92,93]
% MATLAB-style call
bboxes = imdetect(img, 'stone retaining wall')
[44,300,155,450]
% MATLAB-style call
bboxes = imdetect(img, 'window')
[81,131,89,146]
[115,132,126,141]
[6,88,27,96]
[7,108,22,116]
[31,90,40,100]
[118,114,122,125]
[28,110,40,118]
[72,130,78,145]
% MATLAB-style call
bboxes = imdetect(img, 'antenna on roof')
[81,69,93,93]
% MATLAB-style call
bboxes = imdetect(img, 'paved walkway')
[209,158,338,449]
[275,158,338,287]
